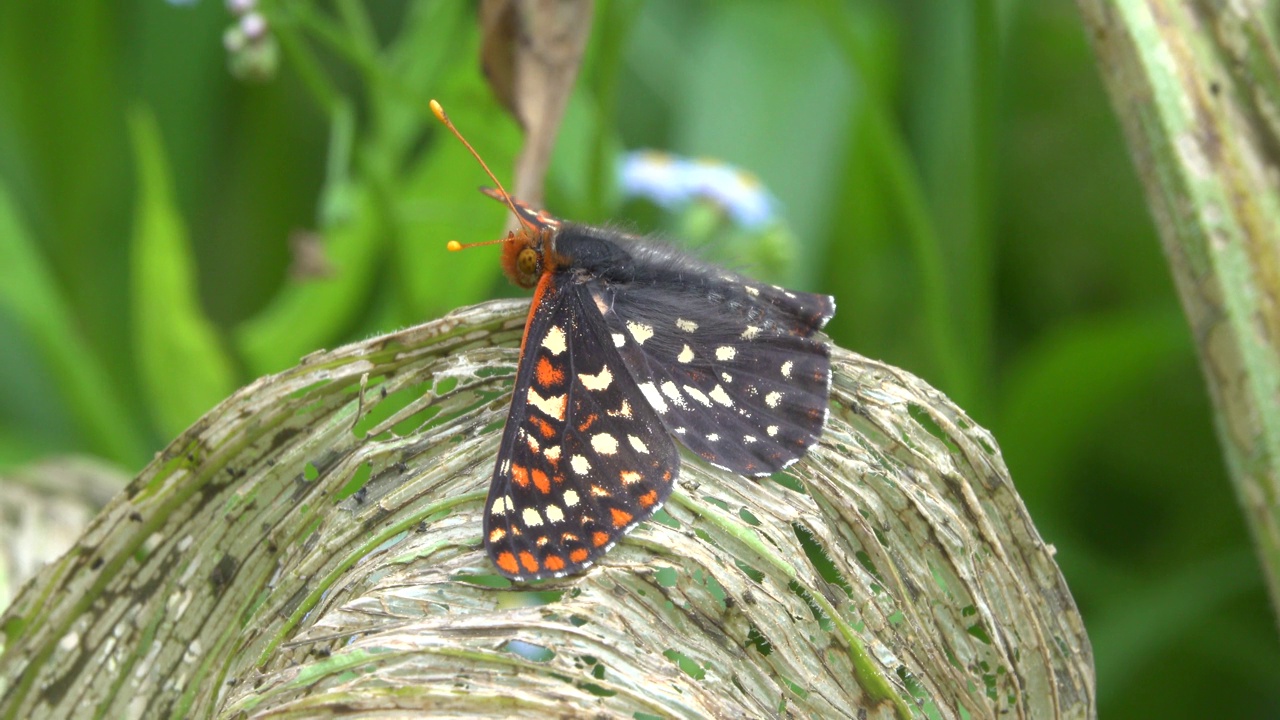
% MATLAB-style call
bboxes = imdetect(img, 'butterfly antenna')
[430,99,537,252]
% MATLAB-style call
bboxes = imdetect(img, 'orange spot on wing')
[532,468,551,494]
[638,490,658,508]
[532,417,557,438]
[570,548,589,563]
[610,508,633,528]
[577,413,598,432]
[512,464,530,488]
[519,551,540,573]
[592,531,610,547]
[544,554,566,572]
[535,357,564,387]
[496,552,519,574]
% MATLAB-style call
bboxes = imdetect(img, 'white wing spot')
[544,445,562,462]
[715,346,737,361]
[707,433,720,442]
[527,388,567,420]
[676,318,698,332]
[608,399,633,418]
[580,366,613,391]
[765,391,783,408]
[563,489,581,507]
[661,381,689,408]
[721,372,733,383]
[674,427,687,434]
[628,435,650,454]
[744,285,760,296]
[683,385,712,407]
[781,360,794,378]
[571,455,591,475]
[522,508,544,527]
[612,333,626,348]
[744,435,757,444]
[767,425,779,437]
[591,485,611,497]
[638,382,669,414]
[709,385,733,407]
[627,321,655,345]
[677,344,695,363]
[545,505,565,523]
[741,326,761,340]
[542,325,568,356]
[592,433,619,455]
[492,495,513,515]
[620,470,642,485]
[526,434,540,453]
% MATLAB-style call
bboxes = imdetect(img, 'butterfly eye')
[517,247,540,283]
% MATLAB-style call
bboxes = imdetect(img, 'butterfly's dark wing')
[485,274,679,580]
[480,186,561,231]
[586,256,833,477]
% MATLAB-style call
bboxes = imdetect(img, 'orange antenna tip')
[429,99,446,122]
[446,240,463,252]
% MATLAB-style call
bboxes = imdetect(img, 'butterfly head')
[500,224,560,289]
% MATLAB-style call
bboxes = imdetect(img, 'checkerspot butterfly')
[432,101,834,581]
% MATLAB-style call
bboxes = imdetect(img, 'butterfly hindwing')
[484,276,679,580]
[586,272,833,477]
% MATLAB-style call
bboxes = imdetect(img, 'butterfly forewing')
[484,278,679,580]
[587,275,833,477]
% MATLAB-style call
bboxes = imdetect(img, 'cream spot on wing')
[743,435,757,444]
[677,344,695,363]
[526,434,540,452]
[592,433,619,455]
[767,425,779,437]
[563,489,581,507]
[707,433,720,442]
[765,391,783,408]
[744,286,760,296]
[627,321,654,345]
[715,346,736,361]
[592,291,609,314]
[661,381,689,408]
[542,325,567,356]
[608,399,632,418]
[721,372,733,383]
[492,495,513,514]
[620,470,642,485]
[527,389,567,420]
[590,485,611,497]
[522,508,544,527]
[741,326,761,340]
[628,435,649,454]
[612,333,626,348]
[781,360,794,378]
[545,505,565,523]
[544,445,562,462]
[580,366,613,391]
[708,385,733,407]
[683,385,712,407]
[676,318,698,332]
[638,382,669,414]
[571,455,591,475]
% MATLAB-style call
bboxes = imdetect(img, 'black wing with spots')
[585,265,833,477]
[484,276,679,581]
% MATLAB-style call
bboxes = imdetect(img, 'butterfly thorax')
[502,224,638,290]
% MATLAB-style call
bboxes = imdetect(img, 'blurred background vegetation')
[0,0,1275,716]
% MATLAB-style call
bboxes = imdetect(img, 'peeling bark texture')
[1074,1,1280,624]
[0,300,1094,719]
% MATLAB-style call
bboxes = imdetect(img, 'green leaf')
[128,107,237,438]
[0,180,147,467]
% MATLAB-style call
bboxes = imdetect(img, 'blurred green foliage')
[0,0,1276,717]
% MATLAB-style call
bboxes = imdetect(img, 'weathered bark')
[0,300,1093,719]
[1075,1,1280,624]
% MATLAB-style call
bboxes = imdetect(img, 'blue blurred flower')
[619,151,778,229]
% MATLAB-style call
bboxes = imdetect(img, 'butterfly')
[431,101,835,581]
